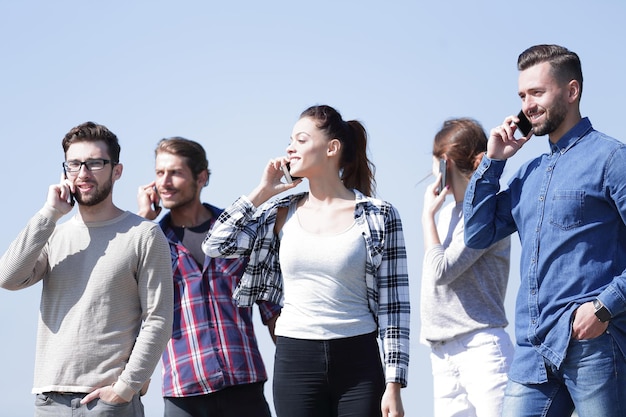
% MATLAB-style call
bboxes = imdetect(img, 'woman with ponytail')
[203,105,410,417]
[420,118,513,417]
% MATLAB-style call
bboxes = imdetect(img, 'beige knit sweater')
[0,205,173,401]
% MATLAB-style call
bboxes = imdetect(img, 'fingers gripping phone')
[436,159,447,195]
[282,163,301,184]
[515,110,533,137]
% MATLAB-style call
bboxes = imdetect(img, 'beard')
[532,98,568,137]
[75,175,113,207]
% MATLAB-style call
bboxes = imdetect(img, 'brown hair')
[433,118,487,178]
[155,137,210,184]
[518,44,583,98]
[300,105,376,196]
[62,121,120,164]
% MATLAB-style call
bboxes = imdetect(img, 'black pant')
[163,382,271,417]
[273,332,384,417]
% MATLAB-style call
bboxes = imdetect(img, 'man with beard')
[464,44,626,416]
[0,122,174,416]
[137,137,280,417]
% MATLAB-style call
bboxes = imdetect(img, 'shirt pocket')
[549,190,585,230]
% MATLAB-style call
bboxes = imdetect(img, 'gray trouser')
[35,392,144,417]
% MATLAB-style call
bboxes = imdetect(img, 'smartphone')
[62,167,76,206]
[436,159,447,195]
[282,163,301,184]
[68,189,76,207]
[515,110,533,137]
[152,186,160,212]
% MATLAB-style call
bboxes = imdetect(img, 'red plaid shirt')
[160,204,281,397]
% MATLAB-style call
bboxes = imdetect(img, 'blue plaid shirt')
[203,190,410,387]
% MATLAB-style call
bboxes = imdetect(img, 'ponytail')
[342,120,376,196]
[300,105,376,196]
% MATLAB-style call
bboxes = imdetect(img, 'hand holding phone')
[136,183,162,220]
[436,159,447,195]
[282,163,302,184]
[515,110,533,137]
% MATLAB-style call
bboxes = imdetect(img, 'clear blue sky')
[1,1,625,416]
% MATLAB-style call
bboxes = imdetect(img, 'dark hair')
[62,121,121,164]
[433,118,487,178]
[518,44,583,98]
[299,105,376,196]
[155,136,210,183]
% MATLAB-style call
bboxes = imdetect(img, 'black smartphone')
[282,163,301,184]
[68,189,75,206]
[516,110,533,137]
[152,186,160,212]
[62,166,76,206]
[436,159,447,195]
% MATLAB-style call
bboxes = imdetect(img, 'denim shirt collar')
[549,117,593,155]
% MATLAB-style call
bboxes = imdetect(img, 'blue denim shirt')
[464,118,626,384]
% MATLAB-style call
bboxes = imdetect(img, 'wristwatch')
[593,299,611,323]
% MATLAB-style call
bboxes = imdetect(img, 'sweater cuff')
[112,380,135,402]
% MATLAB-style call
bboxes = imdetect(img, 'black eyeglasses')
[62,159,112,174]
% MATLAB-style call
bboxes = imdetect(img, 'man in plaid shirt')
[138,137,280,417]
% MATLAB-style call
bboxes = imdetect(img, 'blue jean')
[35,392,144,416]
[273,332,385,417]
[502,331,626,417]
[163,382,271,417]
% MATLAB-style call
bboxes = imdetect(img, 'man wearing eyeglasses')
[0,121,174,417]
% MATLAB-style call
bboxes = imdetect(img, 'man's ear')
[567,79,581,103]
[198,169,209,188]
[113,163,123,181]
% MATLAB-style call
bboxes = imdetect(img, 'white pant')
[429,327,513,417]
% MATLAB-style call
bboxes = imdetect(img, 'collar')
[550,117,593,155]
[159,202,223,232]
